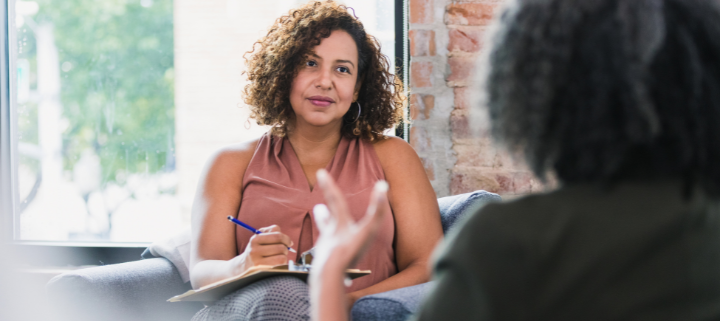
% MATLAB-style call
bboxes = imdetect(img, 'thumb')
[357,181,389,242]
[313,203,334,233]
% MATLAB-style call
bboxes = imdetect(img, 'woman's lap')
[192,276,310,321]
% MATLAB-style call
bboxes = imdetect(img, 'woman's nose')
[315,68,332,90]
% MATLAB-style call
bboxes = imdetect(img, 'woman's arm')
[189,140,293,289]
[346,137,443,302]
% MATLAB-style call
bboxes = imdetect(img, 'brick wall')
[409,0,541,197]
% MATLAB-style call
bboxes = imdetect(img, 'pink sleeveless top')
[236,132,397,292]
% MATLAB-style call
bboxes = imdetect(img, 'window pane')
[13,0,395,243]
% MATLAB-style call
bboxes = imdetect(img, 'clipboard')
[168,264,371,302]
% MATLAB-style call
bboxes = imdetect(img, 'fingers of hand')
[254,244,290,257]
[258,225,281,233]
[248,243,290,264]
[313,204,334,232]
[361,180,389,227]
[254,253,288,266]
[316,169,351,225]
[250,231,293,248]
[316,169,331,190]
[352,181,389,264]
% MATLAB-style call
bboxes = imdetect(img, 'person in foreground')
[189,1,442,320]
[310,0,720,319]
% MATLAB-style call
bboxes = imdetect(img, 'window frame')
[395,0,409,140]
[1,0,409,267]
[2,0,16,244]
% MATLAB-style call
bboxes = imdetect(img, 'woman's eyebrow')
[310,53,356,68]
[335,60,355,68]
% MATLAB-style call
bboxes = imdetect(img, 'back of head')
[483,0,720,195]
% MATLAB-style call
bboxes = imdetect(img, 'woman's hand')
[309,169,389,321]
[232,225,294,275]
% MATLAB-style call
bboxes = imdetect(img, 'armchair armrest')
[46,257,202,321]
[351,282,434,321]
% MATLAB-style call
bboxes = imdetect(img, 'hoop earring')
[349,102,361,123]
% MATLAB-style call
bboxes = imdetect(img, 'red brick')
[513,171,536,194]
[410,0,433,24]
[450,167,500,195]
[445,2,498,26]
[451,167,525,195]
[420,157,436,180]
[451,110,471,140]
[448,28,484,53]
[452,108,493,140]
[449,170,477,195]
[410,94,420,120]
[447,56,476,87]
[500,151,518,169]
[453,138,497,167]
[410,94,435,120]
[449,172,466,194]
[411,61,433,88]
[409,30,436,57]
[421,95,435,119]
[410,126,431,154]
[494,172,514,194]
[454,87,471,110]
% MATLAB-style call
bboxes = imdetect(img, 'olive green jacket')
[416,179,720,320]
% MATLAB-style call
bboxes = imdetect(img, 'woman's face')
[289,29,360,131]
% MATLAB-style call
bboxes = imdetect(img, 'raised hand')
[309,169,389,321]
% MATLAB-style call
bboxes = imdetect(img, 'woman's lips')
[308,96,335,107]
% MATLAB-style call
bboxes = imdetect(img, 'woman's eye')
[337,66,350,73]
[306,60,317,67]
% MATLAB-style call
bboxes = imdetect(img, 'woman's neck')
[287,120,343,154]
[286,120,344,189]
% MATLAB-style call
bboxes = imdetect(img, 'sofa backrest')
[437,190,501,234]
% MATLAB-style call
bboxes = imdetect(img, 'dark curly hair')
[483,0,720,195]
[242,1,404,141]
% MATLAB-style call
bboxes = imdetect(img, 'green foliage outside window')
[32,0,174,183]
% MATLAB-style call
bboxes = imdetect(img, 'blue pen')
[227,216,297,253]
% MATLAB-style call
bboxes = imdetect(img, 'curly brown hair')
[242,1,405,141]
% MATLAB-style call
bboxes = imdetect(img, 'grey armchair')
[46,190,500,321]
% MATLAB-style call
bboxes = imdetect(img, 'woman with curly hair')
[189,1,442,320]
[310,0,720,320]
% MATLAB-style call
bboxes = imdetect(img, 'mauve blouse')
[235,132,397,292]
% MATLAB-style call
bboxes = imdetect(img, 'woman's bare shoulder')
[371,135,419,166]
[214,137,261,161]
[202,137,263,183]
